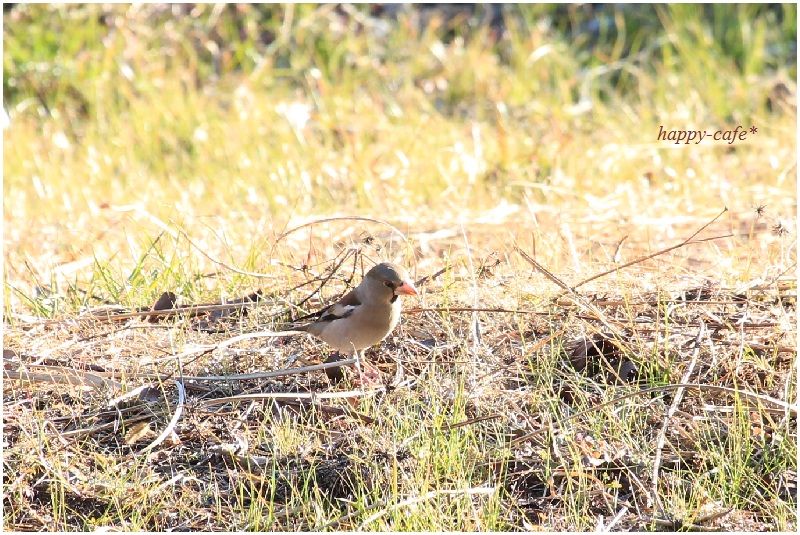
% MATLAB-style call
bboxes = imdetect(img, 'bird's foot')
[356,361,383,387]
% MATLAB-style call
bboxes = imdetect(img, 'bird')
[292,262,417,381]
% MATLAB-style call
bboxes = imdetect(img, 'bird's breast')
[319,301,401,352]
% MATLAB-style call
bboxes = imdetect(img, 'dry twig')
[570,207,730,290]
[650,321,706,509]
[139,379,185,454]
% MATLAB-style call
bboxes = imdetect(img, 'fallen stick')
[200,388,383,407]
[179,358,357,382]
[651,322,706,510]
[570,207,730,291]
[139,379,185,454]
[4,366,123,390]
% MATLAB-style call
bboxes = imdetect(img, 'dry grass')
[4,212,796,530]
[3,4,797,532]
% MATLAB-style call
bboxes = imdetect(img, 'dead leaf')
[147,291,178,323]
[124,422,154,444]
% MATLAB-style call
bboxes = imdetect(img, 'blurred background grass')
[3,3,797,314]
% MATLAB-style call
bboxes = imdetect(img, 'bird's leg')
[350,348,383,388]
[354,349,365,389]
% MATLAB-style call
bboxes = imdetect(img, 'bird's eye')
[384,280,395,289]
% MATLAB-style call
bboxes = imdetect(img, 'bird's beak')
[395,281,418,296]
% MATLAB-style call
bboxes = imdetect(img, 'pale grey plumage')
[297,262,416,353]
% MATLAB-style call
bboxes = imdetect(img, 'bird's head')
[365,262,418,303]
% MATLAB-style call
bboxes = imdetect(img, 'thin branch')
[407,306,552,315]
[112,203,280,278]
[444,414,502,430]
[317,500,388,531]
[200,387,382,407]
[290,249,356,321]
[271,215,409,253]
[182,358,357,382]
[106,383,157,409]
[640,514,725,532]
[59,414,152,439]
[414,266,448,287]
[213,329,307,350]
[514,246,572,292]
[139,380,185,454]
[651,321,706,510]
[571,208,730,290]
[603,505,629,532]
[515,246,625,339]
[77,302,264,323]
[4,365,123,390]
[278,399,376,424]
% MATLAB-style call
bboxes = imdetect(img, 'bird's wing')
[295,288,361,336]
[316,288,361,323]
[290,285,361,323]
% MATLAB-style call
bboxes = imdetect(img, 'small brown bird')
[295,262,417,359]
